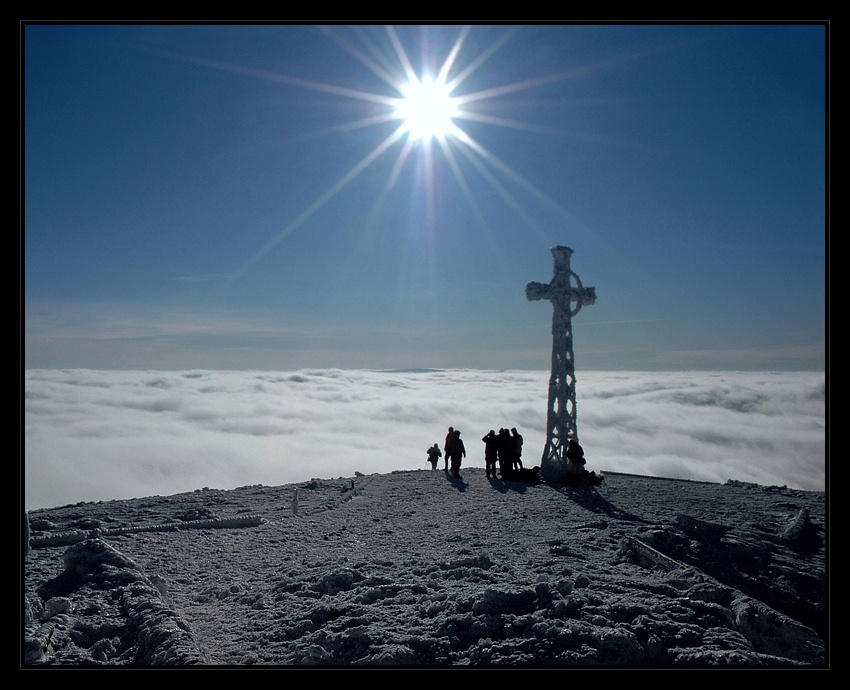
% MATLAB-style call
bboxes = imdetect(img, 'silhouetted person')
[497,428,514,477]
[444,427,454,471]
[449,430,466,478]
[566,439,586,472]
[511,428,524,471]
[482,430,498,478]
[426,443,441,470]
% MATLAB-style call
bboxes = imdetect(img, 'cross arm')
[577,286,597,306]
[526,281,552,302]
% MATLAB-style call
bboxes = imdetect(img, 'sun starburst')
[197,25,584,279]
[394,75,460,142]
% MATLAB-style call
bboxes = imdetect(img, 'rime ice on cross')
[526,246,596,482]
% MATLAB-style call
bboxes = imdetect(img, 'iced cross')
[526,246,596,482]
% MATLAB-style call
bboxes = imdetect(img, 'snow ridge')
[29,514,265,549]
[622,535,823,663]
[25,538,206,665]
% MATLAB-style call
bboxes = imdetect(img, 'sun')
[221,26,582,278]
[394,75,460,142]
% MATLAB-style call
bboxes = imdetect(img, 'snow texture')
[24,470,826,667]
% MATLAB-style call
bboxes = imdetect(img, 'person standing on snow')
[497,428,514,477]
[443,427,454,471]
[482,430,499,478]
[426,443,441,470]
[449,430,466,478]
[511,428,524,471]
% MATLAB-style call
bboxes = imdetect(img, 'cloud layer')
[24,369,825,510]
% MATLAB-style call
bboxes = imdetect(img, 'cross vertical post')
[526,246,596,482]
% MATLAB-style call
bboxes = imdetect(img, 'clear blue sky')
[24,23,826,371]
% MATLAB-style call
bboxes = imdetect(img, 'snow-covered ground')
[23,469,826,667]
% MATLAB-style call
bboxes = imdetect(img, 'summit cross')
[526,246,596,482]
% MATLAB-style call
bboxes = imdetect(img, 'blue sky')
[24,23,827,371]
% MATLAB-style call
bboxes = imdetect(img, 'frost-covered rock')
[24,538,206,665]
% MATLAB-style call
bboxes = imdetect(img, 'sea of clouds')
[23,369,825,510]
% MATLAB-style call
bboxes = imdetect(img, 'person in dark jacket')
[497,428,514,476]
[566,439,586,471]
[449,430,466,478]
[426,443,442,470]
[511,428,524,471]
[482,430,498,478]
[443,427,454,471]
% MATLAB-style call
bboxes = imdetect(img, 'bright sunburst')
[212,25,583,277]
[394,75,459,142]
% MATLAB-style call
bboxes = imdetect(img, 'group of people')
[426,429,598,485]
[426,426,525,480]
[426,427,467,478]
[481,427,524,478]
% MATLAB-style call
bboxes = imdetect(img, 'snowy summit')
[24,469,826,667]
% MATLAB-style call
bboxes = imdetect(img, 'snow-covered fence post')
[526,246,596,483]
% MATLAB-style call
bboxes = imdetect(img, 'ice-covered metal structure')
[526,246,596,482]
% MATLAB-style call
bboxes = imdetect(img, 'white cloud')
[24,369,825,509]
